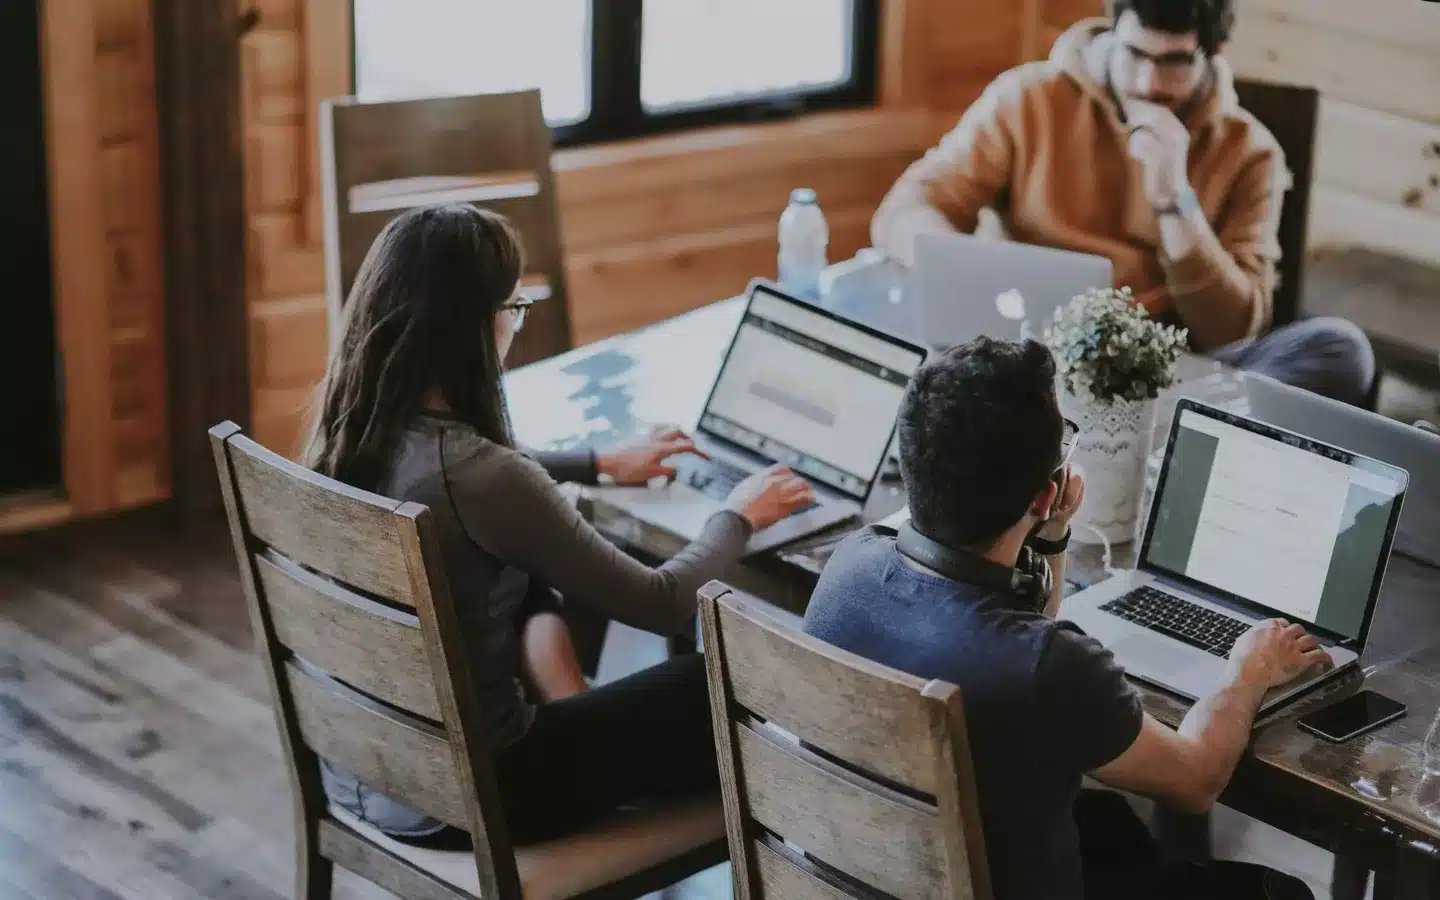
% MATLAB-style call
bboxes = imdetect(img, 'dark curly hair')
[897,338,1063,547]
[1110,0,1234,56]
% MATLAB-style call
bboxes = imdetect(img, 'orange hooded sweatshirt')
[872,19,1287,348]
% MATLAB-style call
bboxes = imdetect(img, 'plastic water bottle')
[778,188,828,300]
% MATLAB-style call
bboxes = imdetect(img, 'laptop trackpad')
[1113,634,1212,693]
[1114,635,1186,676]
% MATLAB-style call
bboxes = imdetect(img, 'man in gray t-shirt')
[805,338,1321,899]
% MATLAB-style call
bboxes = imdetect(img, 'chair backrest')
[698,583,992,900]
[320,89,573,367]
[1234,79,1319,329]
[209,421,519,898]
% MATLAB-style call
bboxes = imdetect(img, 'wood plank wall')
[34,0,169,523]
[237,0,1440,457]
[1225,0,1440,266]
[236,0,1036,455]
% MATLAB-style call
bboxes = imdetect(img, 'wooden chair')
[320,89,573,367]
[698,582,993,900]
[1234,79,1319,329]
[210,421,725,899]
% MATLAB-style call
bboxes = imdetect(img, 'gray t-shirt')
[803,528,1143,900]
[323,412,750,836]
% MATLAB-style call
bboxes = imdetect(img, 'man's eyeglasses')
[1056,418,1080,477]
[500,291,538,332]
[1121,43,1202,76]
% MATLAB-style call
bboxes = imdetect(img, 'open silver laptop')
[833,233,1112,349]
[1243,372,1440,567]
[595,280,927,556]
[1062,400,1409,716]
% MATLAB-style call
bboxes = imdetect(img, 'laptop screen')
[699,287,924,500]
[1141,405,1407,644]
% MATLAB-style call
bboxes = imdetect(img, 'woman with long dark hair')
[305,204,812,847]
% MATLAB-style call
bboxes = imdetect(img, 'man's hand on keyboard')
[597,426,708,486]
[1226,619,1333,691]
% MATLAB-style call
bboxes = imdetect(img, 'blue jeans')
[1212,317,1376,407]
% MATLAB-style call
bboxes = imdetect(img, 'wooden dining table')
[506,294,1440,899]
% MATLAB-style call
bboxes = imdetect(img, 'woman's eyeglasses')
[500,292,538,332]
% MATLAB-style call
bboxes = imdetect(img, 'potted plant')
[1044,287,1188,543]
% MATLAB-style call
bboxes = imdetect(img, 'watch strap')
[1026,527,1071,556]
[1154,187,1200,219]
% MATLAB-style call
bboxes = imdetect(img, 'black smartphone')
[1297,690,1406,743]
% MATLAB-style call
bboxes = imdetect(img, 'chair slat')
[257,550,440,720]
[319,819,469,900]
[716,595,940,793]
[737,722,944,900]
[286,659,468,829]
[329,92,546,187]
[348,172,541,214]
[753,838,858,900]
[226,433,413,602]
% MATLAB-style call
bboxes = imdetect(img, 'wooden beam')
[154,0,251,513]
[879,0,926,107]
[1019,0,1045,62]
[302,0,353,248]
[40,0,115,516]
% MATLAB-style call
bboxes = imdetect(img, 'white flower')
[1043,287,1188,404]
[995,289,1027,322]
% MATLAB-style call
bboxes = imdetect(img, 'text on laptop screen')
[701,291,922,499]
[1143,410,1404,640]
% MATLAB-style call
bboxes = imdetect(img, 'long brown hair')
[303,204,523,490]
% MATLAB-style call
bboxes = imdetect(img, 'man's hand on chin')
[1124,100,1192,210]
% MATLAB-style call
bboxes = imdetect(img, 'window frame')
[351,0,880,147]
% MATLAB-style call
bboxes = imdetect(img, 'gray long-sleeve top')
[322,412,750,836]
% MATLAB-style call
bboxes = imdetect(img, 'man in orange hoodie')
[873,0,1374,406]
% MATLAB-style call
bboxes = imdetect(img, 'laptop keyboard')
[1100,587,1251,658]
[678,457,818,516]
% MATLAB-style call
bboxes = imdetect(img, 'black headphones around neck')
[889,522,1052,611]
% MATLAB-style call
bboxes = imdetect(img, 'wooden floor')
[0,510,740,900]
[0,510,382,899]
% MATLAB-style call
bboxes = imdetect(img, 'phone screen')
[1298,690,1406,742]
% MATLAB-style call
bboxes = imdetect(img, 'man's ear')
[1029,479,1060,520]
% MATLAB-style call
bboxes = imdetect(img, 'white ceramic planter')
[1062,391,1155,545]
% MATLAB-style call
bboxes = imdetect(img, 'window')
[640,1,857,113]
[352,1,877,146]
[353,1,592,126]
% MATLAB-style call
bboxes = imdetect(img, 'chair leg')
[297,829,335,899]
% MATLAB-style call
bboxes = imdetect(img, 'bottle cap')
[789,188,818,205]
